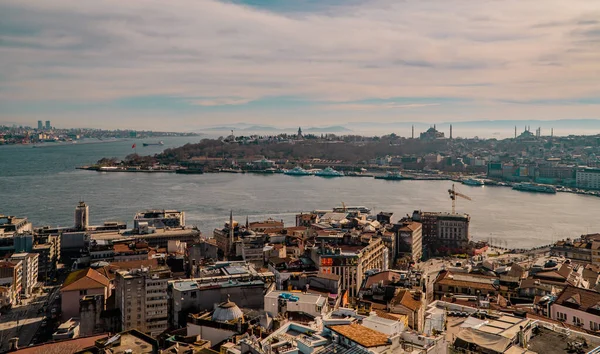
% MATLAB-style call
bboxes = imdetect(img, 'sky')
[0,0,599,131]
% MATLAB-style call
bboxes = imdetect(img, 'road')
[0,286,59,351]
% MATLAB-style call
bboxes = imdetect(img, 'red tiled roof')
[555,285,600,312]
[61,268,110,292]
[392,289,422,311]
[12,334,108,354]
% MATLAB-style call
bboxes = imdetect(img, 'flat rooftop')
[528,327,600,354]
[265,290,327,306]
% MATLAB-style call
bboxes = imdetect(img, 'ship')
[374,171,413,180]
[175,168,204,174]
[284,166,313,176]
[315,167,344,177]
[462,178,485,186]
[333,206,372,214]
[142,141,165,147]
[512,183,557,194]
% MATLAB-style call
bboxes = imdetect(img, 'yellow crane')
[448,184,471,214]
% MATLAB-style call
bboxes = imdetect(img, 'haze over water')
[1,136,598,249]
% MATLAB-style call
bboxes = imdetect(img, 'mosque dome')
[212,296,244,322]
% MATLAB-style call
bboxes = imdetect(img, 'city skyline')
[1,0,599,130]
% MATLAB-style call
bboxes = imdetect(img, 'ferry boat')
[142,141,164,147]
[374,171,413,181]
[462,178,485,186]
[315,167,344,177]
[284,167,313,176]
[512,183,557,194]
[175,168,204,174]
[333,206,372,214]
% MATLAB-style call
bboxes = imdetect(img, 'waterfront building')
[91,228,200,249]
[312,238,387,298]
[60,267,110,320]
[576,167,600,190]
[168,261,274,328]
[74,201,89,231]
[115,266,172,336]
[0,215,33,235]
[8,253,38,296]
[551,285,600,331]
[248,218,284,232]
[133,209,185,230]
[0,260,22,304]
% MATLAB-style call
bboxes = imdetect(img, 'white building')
[362,313,405,336]
[576,168,600,190]
[264,290,328,319]
[9,253,38,296]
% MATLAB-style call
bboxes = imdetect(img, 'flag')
[132,143,136,149]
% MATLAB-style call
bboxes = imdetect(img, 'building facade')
[115,267,172,337]
[551,285,600,331]
[577,168,600,190]
[9,253,38,296]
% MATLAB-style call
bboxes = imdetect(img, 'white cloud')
[0,0,599,127]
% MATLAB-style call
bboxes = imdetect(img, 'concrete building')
[37,120,43,130]
[395,220,422,263]
[45,120,51,130]
[551,285,600,331]
[0,260,22,304]
[0,286,14,309]
[115,266,172,336]
[433,270,499,300]
[31,234,60,281]
[133,209,185,229]
[389,289,425,331]
[187,298,249,347]
[264,290,328,319]
[576,168,600,190]
[314,238,387,298]
[60,268,110,320]
[9,253,38,296]
[0,215,33,235]
[74,201,89,231]
[168,261,274,328]
[79,294,105,336]
[412,210,470,255]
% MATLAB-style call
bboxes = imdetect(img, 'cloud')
[0,0,599,128]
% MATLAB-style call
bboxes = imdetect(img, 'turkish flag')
[132,144,136,149]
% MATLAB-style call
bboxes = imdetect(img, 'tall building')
[115,267,172,336]
[576,168,600,190]
[314,238,387,298]
[412,210,470,255]
[0,260,22,304]
[395,220,423,263]
[37,120,43,130]
[9,253,38,296]
[75,201,89,231]
[45,120,51,130]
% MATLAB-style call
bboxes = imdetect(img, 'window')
[79,290,87,296]
[556,312,567,321]
[591,321,600,331]
[191,292,197,298]
[573,316,583,326]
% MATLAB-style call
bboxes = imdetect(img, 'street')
[0,285,60,351]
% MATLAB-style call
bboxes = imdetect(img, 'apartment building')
[551,285,600,331]
[0,260,22,304]
[395,220,423,263]
[576,168,600,190]
[115,267,172,337]
[314,238,387,298]
[9,253,38,296]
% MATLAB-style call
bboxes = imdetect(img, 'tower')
[412,125,414,139]
[75,201,89,231]
[450,124,453,139]
[37,120,43,130]
[551,128,554,137]
[515,126,517,139]
[45,120,51,130]
[297,127,303,137]
[229,210,234,256]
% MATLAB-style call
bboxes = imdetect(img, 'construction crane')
[448,184,471,214]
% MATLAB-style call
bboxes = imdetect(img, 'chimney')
[8,337,18,351]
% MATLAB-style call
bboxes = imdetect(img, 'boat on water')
[462,178,485,186]
[315,167,344,177]
[284,166,313,176]
[142,141,165,147]
[374,171,413,180]
[512,183,557,194]
[175,168,204,174]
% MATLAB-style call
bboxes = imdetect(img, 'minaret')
[515,126,517,138]
[229,210,234,256]
[449,124,453,139]
[411,125,414,139]
[551,128,554,137]
[245,215,249,229]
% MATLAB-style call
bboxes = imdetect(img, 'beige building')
[60,268,110,320]
[395,220,423,263]
[0,260,22,304]
[115,267,172,336]
[31,234,60,281]
[9,253,38,296]
[315,238,387,298]
[437,213,470,250]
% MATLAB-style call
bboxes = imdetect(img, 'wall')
[61,288,105,320]
[551,303,600,331]
[187,323,236,346]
